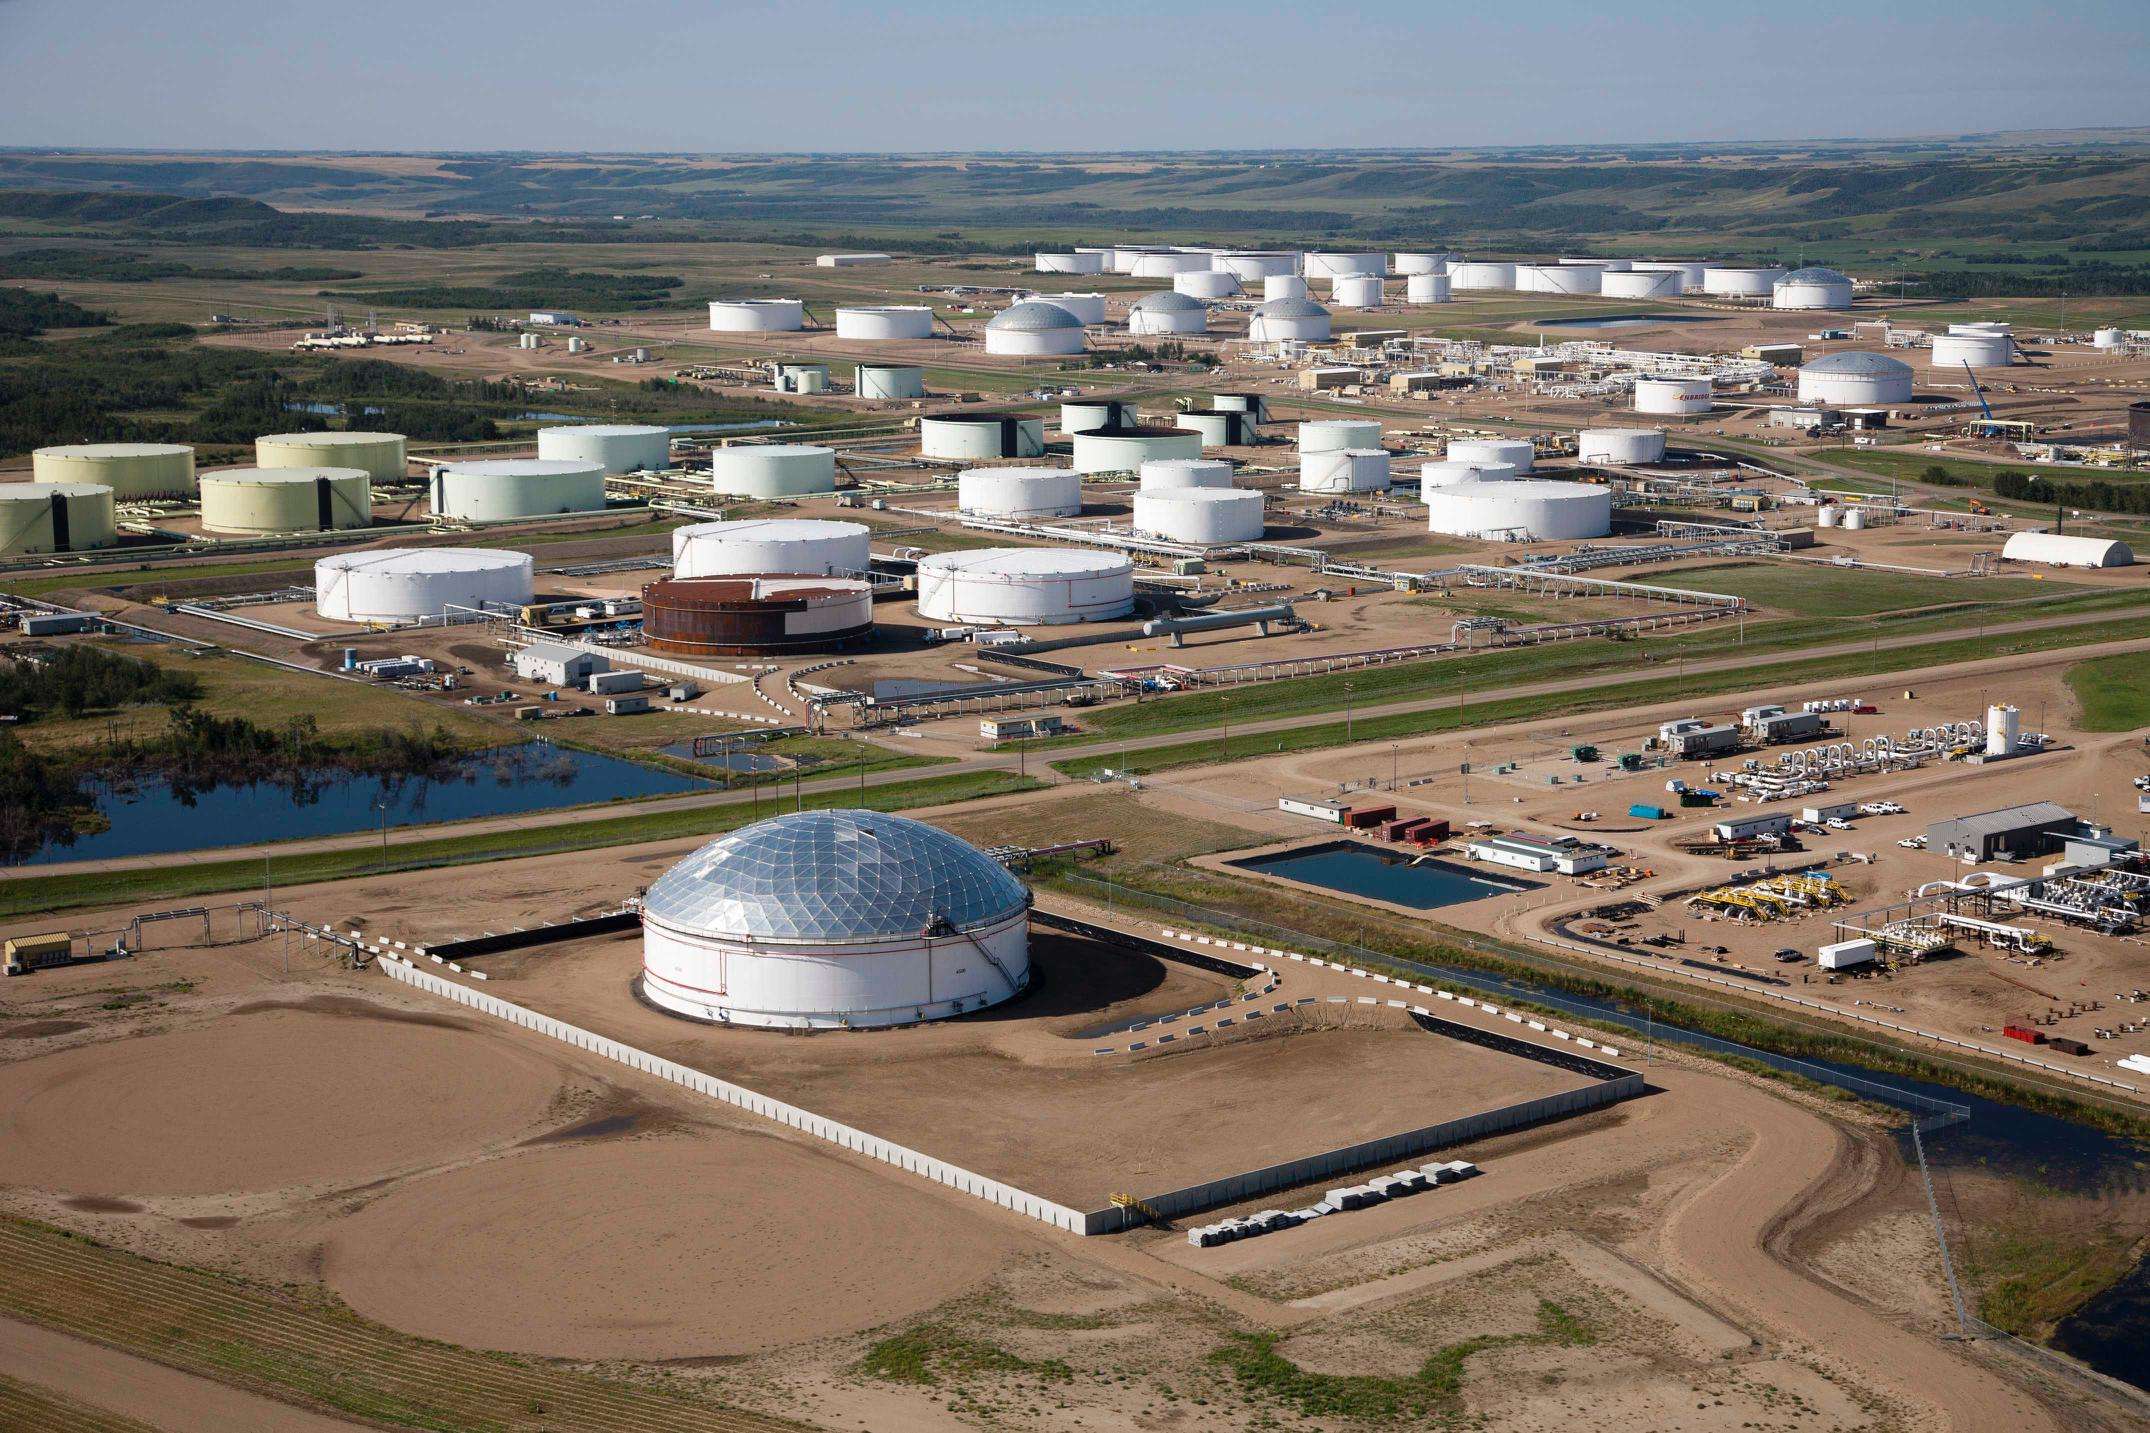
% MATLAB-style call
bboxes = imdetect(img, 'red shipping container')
[2002,1024,2045,1046]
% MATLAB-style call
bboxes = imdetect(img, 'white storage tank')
[1797,351,1915,405]
[255,431,406,483]
[1210,392,1269,423]
[1816,504,1842,528]
[1128,292,1207,335]
[1036,251,1106,274]
[1305,251,1386,280]
[1299,419,1382,454]
[1577,428,1667,464]
[1842,508,1868,531]
[1140,458,1235,491]
[1134,488,1264,544]
[1110,246,1170,274]
[199,467,371,535]
[856,362,925,400]
[1446,438,1534,472]
[915,547,1134,625]
[985,301,1086,356]
[1985,703,2022,759]
[2093,327,2125,350]
[1405,272,1452,303]
[673,518,872,578]
[708,299,804,333]
[1247,296,1331,342]
[1450,261,1516,290]
[1702,265,1788,298]
[432,458,607,521]
[1218,252,1300,281]
[1601,269,1683,300]
[1419,460,1519,499]
[1633,260,1706,292]
[31,443,195,499]
[957,466,1082,519]
[1025,291,1105,324]
[0,482,117,554]
[1176,408,1261,447]
[536,423,670,474]
[1130,252,1209,278]
[1300,448,1391,494]
[1517,263,1601,295]
[2001,532,2134,569]
[1931,331,2014,370]
[1773,267,1855,311]
[1563,256,1632,272]
[1174,269,1241,300]
[1392,252,1454,275]
[1330,273,1385,309]
[1635,376,1713,415]
[1263,273,1310,301]
[639,809,1033,1030]
[1069,424,1203,474]
[919,412,1046,460]
[835,306,934,341]
[314,548,533,623]
[1425,479,1611,541]
[1060,398,1137,434]
[708,444,837,497]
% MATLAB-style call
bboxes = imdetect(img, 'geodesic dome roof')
[1254,296,1329,318]
[989,301,1084,332]
[1803,351,1911,376]
[1131,291,1204,313]
[1778,267,1851,285]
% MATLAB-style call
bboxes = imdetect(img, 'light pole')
[1220,698,1230,762]
[1345,681,1356,743]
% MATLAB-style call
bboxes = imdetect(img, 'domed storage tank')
[1635,376,1713,415]
[1796,352,1914,405]
[1134,488,1264,544]
[958,466,1082,519]
[1025,291,1105,324]
[1128,292,1207,335]
[1406,272,1452,303]
[708,444,837,498]
[1601,270,1683,300]
[1577,428,1667,464]
[1426,479,1611,541]
[1218,252,1300,281]
[639,809,1032,1030]
[1931,331,2014,370]
[1446,438,1534,472]
[1141,458,1235,491]
[1305,251,1386,280]
[640,575,874,656]
[1174,269,1241,300]
[1069,424,1202,474]
[1300,448,1391,493]
[857,362,925,400]
[255,431,405,483]
[919,412,1046,460]
[1633,261,1706,292]
[709,299,804,333]
[1393,252,1455,275]
[32,443,194,499]
[1247,296,1330,342]
[916,547,1134,626]
[835,306,934,341]
[1263,273,1310,301]
[673,518,871,579]
[1419,460,1520,499]
[1060,398,1137,434]
[315,548,533,623]
[1450,261,1516,290]
[1299,419,1383,454]
[1036,251,1106,274]
[432,458,607,520]
[985,301,1086,356]
[1702,266,1788,298]
[1517,263,1601,295]
[1773,267,1855,310]
[1330,274,1384,309]
[199,467,371,535]
[1130,252,1209,279]
[536,423,670,474]
[1176,409,1261,447]
[0,482,116,554]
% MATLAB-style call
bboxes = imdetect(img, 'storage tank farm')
[32,443,196,499]
[315,548,534,623]
[1300,449,1390,493]
[1298,419,1383,454]
[1601,269,1682,299]
[0,482,117,554]
[1419,460,1520,498]
[1635,376,1713,415]
[1772,267,1855,310]
[1797,352,1914,405]
[957,466,1082,519]
[1516,263,1602,295]
[1059,399,1136,434]
[1127,292,1208,335]
[1211,392,1269,423]
[1577,428,1667,464]
[1304,251,1386,280]
[1247,296,1330,342]
[1034,251,1106,275]
[640,576,874,656]
[915,548,1134,626]
[1217,252,1300,281]
[1262,274,1310,302]
[1446,438,1535,472]
[1140,458,1235,491]
[255,431,406,483]
[199,467,372,535]
[1931,330,2015,370]
[1173,269,1240,300]
[1406,272,1453,303]
[708,445,837,498]
[1130,251,1209,279]
[835,306,934,341]
[985,301,1086,355]
[1329,274,1384,309]
[1425,479,1612,541]
[1133,488,1264,544]
[673,519,872,579]
[709,299,805,333]
[856,362,925,400]
[1392,252,1454,275]
[1633,260,1707,292]
[431,459,607,521]
[919,413,1046,460]
[1024,291,1106,324]
[1702,265,1789,298]
[1069,424,1202,474]
[1449,261,1516,291]
[1175,408,1260,447]
[536,423,670,473]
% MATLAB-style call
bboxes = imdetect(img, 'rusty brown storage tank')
[2131,401,2150,450]
[641,575,873,656]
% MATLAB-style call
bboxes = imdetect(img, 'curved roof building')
[1128,291,1208,335]
[1247,296,1331,343]
[985,301,1086,356]
[1773,266,1855,311]
[1796,351,1915,405]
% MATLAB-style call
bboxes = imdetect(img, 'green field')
[1660,561,2082,618]
[2066,650,2150,732]
[1830,450,2150,492]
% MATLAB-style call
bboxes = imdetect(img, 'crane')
[1963,360,2001,437]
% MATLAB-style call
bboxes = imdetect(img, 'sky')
[0,0,2145,154]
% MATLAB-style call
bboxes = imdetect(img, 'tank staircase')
[958,925,1025,999]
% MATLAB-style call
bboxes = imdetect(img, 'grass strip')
[2064,649,2150,733]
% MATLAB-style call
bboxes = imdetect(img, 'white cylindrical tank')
[1174,269,1241,300]
[1036,252,1106,274]
[1024,291,1105,324]
[1816,504,1842,529]
[1931,331,2014,370]
[2000,531,2134,568]
[1602,270,1683,300]
[255,431,405,483]
[1702,266,1788,298]
[919,413,1046,460]
[1635,376,1713,415]
[1517,263,1601,295]
[708,299,804,333]
[1263,273,1309,301]
[1247,296,1331,343]
[985,301,1086,355]
[1060,398,1137,434]
[1330,274,1384,309]
[1450,261,1516,290]
[1577,427,1667,464]
[1985,703,2021,759]
[314,548,533,624]
[1130,252,1209,278]
[536,423,670,474]
[1419,461,1519,499]
[1797,352,1915,405]
[856,362,925,399]
[31,443,194,499]
[1633,261,1707,292]
[1951,321,2011,335]
[1406,272,1452,303]
[1110,246,1169,274]
[708,444,837,497]
[1305,251,1386,279]
[915,547,1134,626]
[1563,256,1632,272]
[1069,425,1202,474]
[2093,327,2125,350]
[1299,448,1391,494]
[639,810,1032,1031]
[1210,392,1268,423]
[1140,458,1235,491]
[199,467,371,535]
[1425,479,1611,540]
[1133,488,1263,544]
[1128,292,1207,335]
[432,458,607,520]
[835,306,934,341]
[1219,252,1300,281]
[1175,409,1260,447]
[1773,267,1855,310]
[1446,438,1534,472]
[957,466,1082,519]
[1299,419,1382,454]
[1842,508,1869,531]
[1392,252,1454,275]
[0,482,116,554]
[673,518,872,578]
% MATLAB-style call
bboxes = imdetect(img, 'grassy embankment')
[2065,649,2150,732]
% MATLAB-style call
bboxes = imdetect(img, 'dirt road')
[0,1317,364,1432]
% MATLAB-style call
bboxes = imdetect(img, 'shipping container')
[2002,1024,2045,1046]
[2047,1037,2091,1057]
[1629,803,1668,820]
[1343,805,1398,830]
